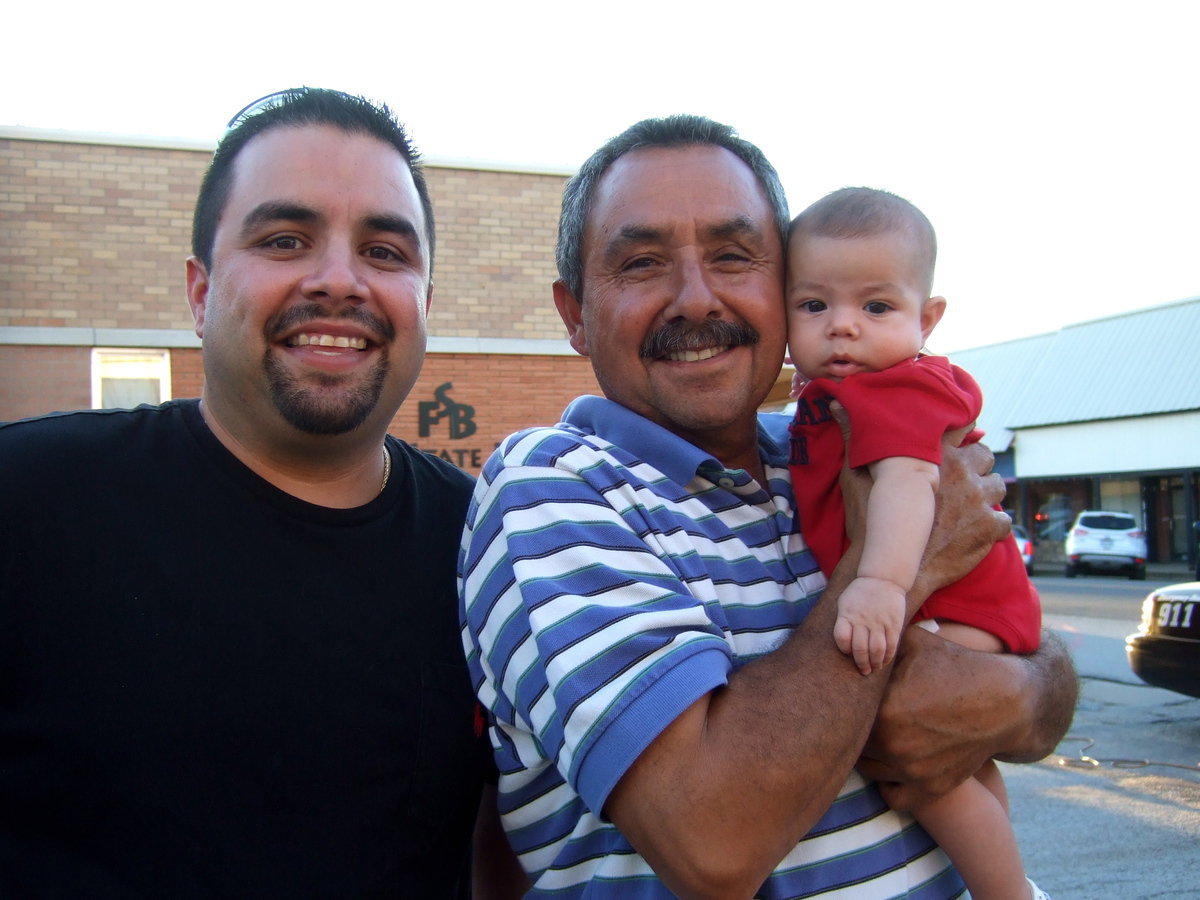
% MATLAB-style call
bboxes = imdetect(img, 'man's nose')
[301,244,368,303]
[664,256,722,320]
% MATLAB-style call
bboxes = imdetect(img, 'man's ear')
[552,280,589,357]
[425,280,434,315]
[185,257,210,338]
[921,296,947,343]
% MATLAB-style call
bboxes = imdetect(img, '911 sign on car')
[1126,582,1200,699]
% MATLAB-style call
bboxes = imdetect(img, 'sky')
[6,1,1197,352]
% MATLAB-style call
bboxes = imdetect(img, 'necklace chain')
[380,444,392,495]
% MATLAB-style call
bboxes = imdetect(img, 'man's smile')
[286,332,369,351]
[663,345,728,363]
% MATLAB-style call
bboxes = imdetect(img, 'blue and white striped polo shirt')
[459,395,963,898]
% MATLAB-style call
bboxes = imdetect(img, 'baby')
[786,187,1046,900]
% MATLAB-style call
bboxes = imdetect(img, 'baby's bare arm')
[835,455,941,674]
[859,455,940,591]
[857,432,1077,806]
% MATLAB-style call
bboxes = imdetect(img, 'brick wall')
[0,137,570,339]
[2,343,600,474]
[427,167,567,340]
[174,347,601,473]
[0,133,595,449]
[0,345,92,419]
[171,346,204,401]
[399,353,601,472]
[173,348,601,469]
[0,139,201,331]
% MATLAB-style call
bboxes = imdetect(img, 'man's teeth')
[289,333,367,350]
[666,346,727,362]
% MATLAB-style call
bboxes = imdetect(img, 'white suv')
[1064,510,1148,580]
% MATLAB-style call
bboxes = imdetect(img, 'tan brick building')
[0,127,606,473]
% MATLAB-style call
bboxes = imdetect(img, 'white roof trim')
[0,326,578,356]
[0,125,576,176]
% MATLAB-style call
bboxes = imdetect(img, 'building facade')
[0,127,601,470]
[953,300,1200,568]
[5,129,1196,569]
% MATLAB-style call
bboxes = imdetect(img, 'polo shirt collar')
[562,395,785,484]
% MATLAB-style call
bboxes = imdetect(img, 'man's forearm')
[861,626,1078,811]
[606,438,1013,896]
[995,629,1078,763]
[605,547,891,899]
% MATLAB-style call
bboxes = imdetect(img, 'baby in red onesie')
[787,187,1045,900]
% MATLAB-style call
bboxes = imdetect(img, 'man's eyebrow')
[239,202,320,238]
[364,213,422,246]
[602,224,665,257]
[706,215,767,242]
[237,205,421,247]
[606,216,765,249]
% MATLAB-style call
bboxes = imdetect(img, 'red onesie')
[787,355,1040,653]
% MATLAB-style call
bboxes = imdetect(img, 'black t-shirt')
[0,401,490,897]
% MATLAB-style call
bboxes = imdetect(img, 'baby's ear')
[921,296,947,341]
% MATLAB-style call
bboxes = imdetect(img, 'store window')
[1032,492,1076,541]
[91,349,171,409]
[1098,479,1142,521]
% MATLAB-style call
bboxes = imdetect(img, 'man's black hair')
[191,87,434,278]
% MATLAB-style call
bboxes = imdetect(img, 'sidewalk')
[1035,546,1195,582]
[1146,560,1196,582]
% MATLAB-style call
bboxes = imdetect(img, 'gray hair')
[555,114,790,299]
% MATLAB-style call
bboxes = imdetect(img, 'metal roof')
[945,333,1054,451]
[949,296,1200,449]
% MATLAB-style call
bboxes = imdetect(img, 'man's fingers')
[874,780,921,814]
[829,399,851,445]
[941,422,975,451]
[856,756,886,780]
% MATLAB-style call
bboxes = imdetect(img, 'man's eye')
[366,246,402,262]
[265,236,301,251]
[622,256,656,272]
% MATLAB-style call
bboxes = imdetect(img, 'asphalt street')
[1002,587,1200,899]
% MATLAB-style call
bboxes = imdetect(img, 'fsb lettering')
[414,382,484,469]
[419,383,476,439]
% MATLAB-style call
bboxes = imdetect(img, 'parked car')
[1064,510,1147,579]
[1126,581,1200,698]
[1033,498,1075,542]
[1012,524,1034,576]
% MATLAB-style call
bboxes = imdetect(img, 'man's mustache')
[265,303,395,344]
[640,320,759,359]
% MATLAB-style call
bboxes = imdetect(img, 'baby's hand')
[833,576,907,675]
